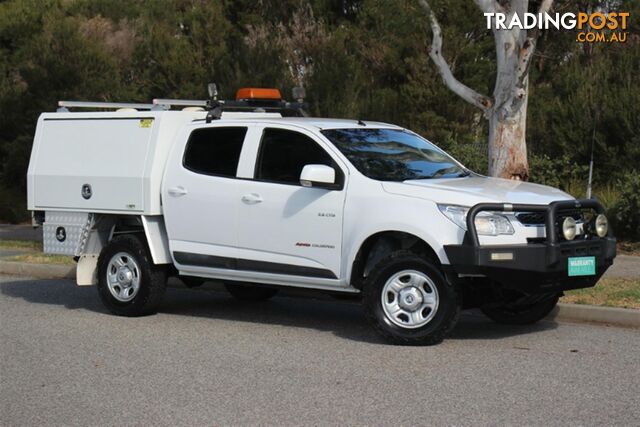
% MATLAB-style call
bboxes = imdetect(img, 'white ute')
[27,87,616,345]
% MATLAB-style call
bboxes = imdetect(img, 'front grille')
[516,212,545,226]
[516,210,583,227]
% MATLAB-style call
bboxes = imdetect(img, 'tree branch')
[418,0,493,112]
[519,0,554,82]
[538,0,554,15]
[505,0,554,119]
[473,0,504,14]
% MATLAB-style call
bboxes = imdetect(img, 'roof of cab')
[208,116,402,130]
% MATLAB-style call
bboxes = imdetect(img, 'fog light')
[595,214,608,237]
[490,252,514,261]
[562,217,577,240]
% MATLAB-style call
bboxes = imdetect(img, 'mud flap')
[77,254,98,286]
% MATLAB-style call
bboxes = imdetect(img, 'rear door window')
[183,127,248,177]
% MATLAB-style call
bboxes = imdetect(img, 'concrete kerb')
[1,260,638,328]
[0,260,75,280]
[548,303,640,328]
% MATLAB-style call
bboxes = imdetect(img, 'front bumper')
[444,199,616,294]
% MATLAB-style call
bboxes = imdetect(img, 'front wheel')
[481,293,560,325]
[97,234,167,316]
[363,250,460,345]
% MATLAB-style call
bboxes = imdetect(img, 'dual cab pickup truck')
[27,88,616,345]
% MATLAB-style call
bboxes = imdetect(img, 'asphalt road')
[1,275,639,426]
[602,254,640,279]
[0,224,41,242]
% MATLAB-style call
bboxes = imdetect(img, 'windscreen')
[321,128,467,181]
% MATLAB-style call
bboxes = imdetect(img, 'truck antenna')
[586,109,598,199]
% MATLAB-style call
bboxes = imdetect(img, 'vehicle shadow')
[1,277,558,345]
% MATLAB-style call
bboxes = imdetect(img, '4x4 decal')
[296,242,336,249]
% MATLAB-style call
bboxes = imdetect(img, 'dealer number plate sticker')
[568,256,596,276]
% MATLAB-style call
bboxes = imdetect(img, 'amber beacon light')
[235,87,282,101]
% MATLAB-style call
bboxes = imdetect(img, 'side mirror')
[300,164,336,189]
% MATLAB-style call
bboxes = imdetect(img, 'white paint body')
[27,112,573,290]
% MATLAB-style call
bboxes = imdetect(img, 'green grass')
[565,182,621,211]
[592,185,621,211]
[7,253,75,265]
[0,239,43,251]
[562,278,640,309]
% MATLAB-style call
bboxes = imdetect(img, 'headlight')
[595,214,608,237]
[438,205,467,230]
[438,204,514,236]
[562,217,577,240]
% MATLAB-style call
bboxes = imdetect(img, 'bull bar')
[443,199,617,293]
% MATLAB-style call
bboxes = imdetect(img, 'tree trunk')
[488,21,531,180]
[488,100,529,180]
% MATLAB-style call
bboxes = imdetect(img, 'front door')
[236,127,347,280]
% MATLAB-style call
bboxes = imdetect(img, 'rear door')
[235,126,347,280]
[162,125,249,263]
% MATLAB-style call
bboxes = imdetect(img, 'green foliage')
[607,171,640,241]
[528,0,640,186]
[0,185,27,224]
[528,154,589,191]
[591,185,620,212]
[444,142,488,175]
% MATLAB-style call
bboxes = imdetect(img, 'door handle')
[241,193,263,204]
[168,186,188,197]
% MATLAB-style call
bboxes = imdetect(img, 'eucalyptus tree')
[419,0,553,180]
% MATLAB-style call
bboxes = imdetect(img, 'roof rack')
[55,84,309,119]
[152,99,207,108]
[57,99,307,119]
[57,101,159,112]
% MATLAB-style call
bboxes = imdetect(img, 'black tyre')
[180,276,206,288]
[481,293,560,325]
[363,250,460,345]
[97,234,167,316]
[225,282,278,301]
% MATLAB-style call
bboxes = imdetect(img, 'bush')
[0,186,29,224]
[591,185,620,212]
[445,142,488,175]
[529,154,589,190]
[607,171,640,241]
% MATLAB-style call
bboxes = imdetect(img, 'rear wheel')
[481,293,560,325]
[363,250,459,345]
[97,234,167,316]
[225,282,278,301]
